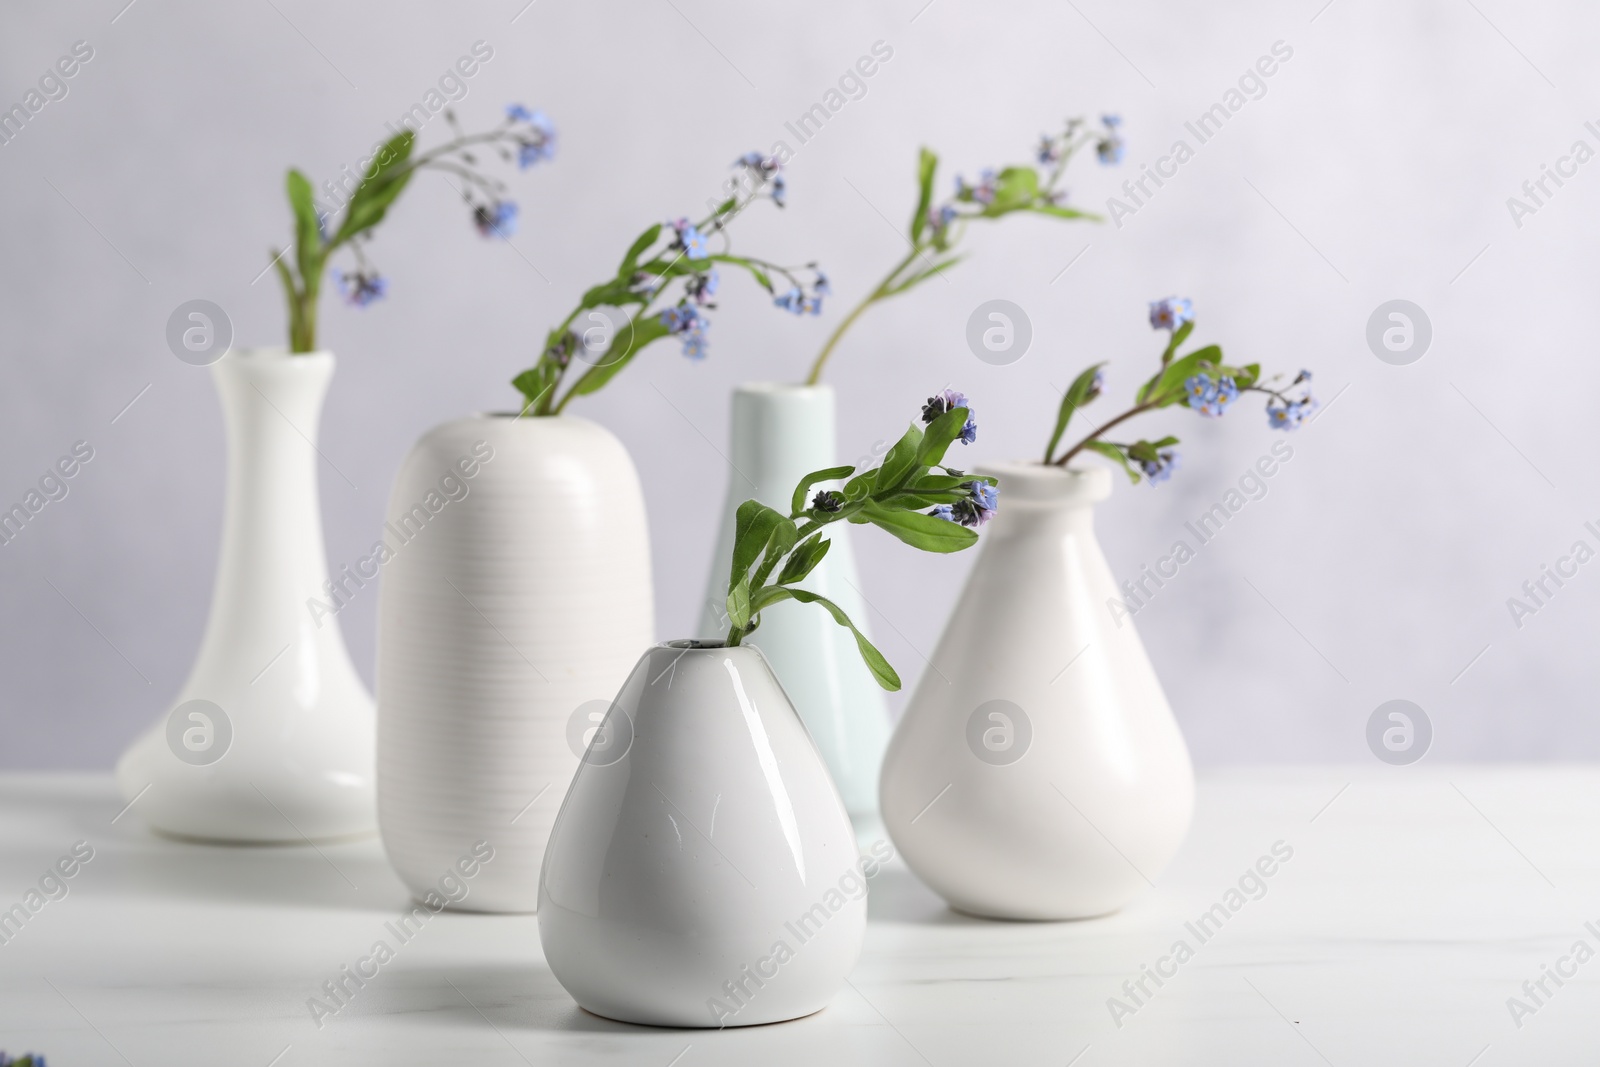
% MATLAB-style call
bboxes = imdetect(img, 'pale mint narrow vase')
[697,384,890,821]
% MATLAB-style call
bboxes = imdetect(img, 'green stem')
[1052,393,1176,467]
[805,246,921,386]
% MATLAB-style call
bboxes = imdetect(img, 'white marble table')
[0,767,1595,1065]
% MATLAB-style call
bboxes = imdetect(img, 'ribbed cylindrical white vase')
[697,384,890,821]
[115,348,377,843]
[376,414,653,913]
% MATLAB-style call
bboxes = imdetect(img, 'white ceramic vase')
[697,384,889,821]
[539,641,866,1027]
[376,414,652,913]
[115,349,377,842]
[880,464,1194,919]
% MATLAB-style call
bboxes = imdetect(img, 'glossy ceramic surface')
[881,464,1194,919]
[115,349,377,842]
[539,642,866,1027]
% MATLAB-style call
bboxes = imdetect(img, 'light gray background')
[2,0,1595,770]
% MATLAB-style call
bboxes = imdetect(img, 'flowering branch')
[722,393,995,689]
[1045,298,1317,482]
[803,116,1123,386]
[273,105,555,354]
[512,153,828,416]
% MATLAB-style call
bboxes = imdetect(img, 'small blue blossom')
[928,203,959,234]
[771,172,787,207]
[1267,397,1317,430]
[1096,136,1125,165]
[474,200,519,238]
[506,103,533,122]
[671,218,710,260]
[1139,449,1179,485]
[1037,134,1063,165]
[774,287,804,313]
[334,269,386,307]
[930,504,955,522]
[933,481,999,527]
[814,272,831,297]
[1101,114,1122,129]
[968,480,999,515]
[1149,296,1194,331]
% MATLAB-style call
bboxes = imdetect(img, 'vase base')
[946,901,1124,923]
[575,1000,830,1030]
[148,825,377,848]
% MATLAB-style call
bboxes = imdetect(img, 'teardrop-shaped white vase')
[376,414,653,912]
[115,349,377,842]
[539,641,866,1027]
[697,384,889,821]
[880,463,1194,919]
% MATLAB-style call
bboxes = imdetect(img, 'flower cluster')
[660,304,710,360]
[734,151,786,208]
[1185,372,1239,417]
[0,1055,44,1067]
[1267,371,1317,429]
[507,104,557,168]
[932,480,999,527]
[1095,114,1125,164]
[774,270,829,316]
[1042,300,1317,486]
[921,388,978,445]
[333,269,387,307]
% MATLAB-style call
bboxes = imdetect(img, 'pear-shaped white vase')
[881,464,1194,919]
[697,384,889,821]
[539,641,866,1027]
[376,414,653,913]
[115,349,376,842]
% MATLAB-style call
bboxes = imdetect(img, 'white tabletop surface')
[0,767,1595,1065]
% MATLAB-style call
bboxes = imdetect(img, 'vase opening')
[663,638,727,650]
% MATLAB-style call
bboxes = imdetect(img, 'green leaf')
[565,313,674,398]
[1028,203,1098,221]
[986,166,1039,213]
[910,147,938,242]
[1086,440,1140,483]
[776,533,832,585]
[860,502,979,553]
[1138,345,1222,408]
[335,131,416,244]
[1046,362,1106,464]
[1234,362,1261,390]
[915,406,970,470]
[788,588,902,691]
[728,500,789,593]
[790,465,856,516]
[285,169,322,288]
[761,517,799,572]
[726,575,752,630]
[618,223,663,277]
[875,423,925,491]
[843,470,874,500]
[1159,320,1195,366]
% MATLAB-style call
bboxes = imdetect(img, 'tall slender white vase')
[376,414,653,913]
[697,384,890,821]
[539,641,867,1027]
[116,349,377,843]
[880,464,1194,919]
